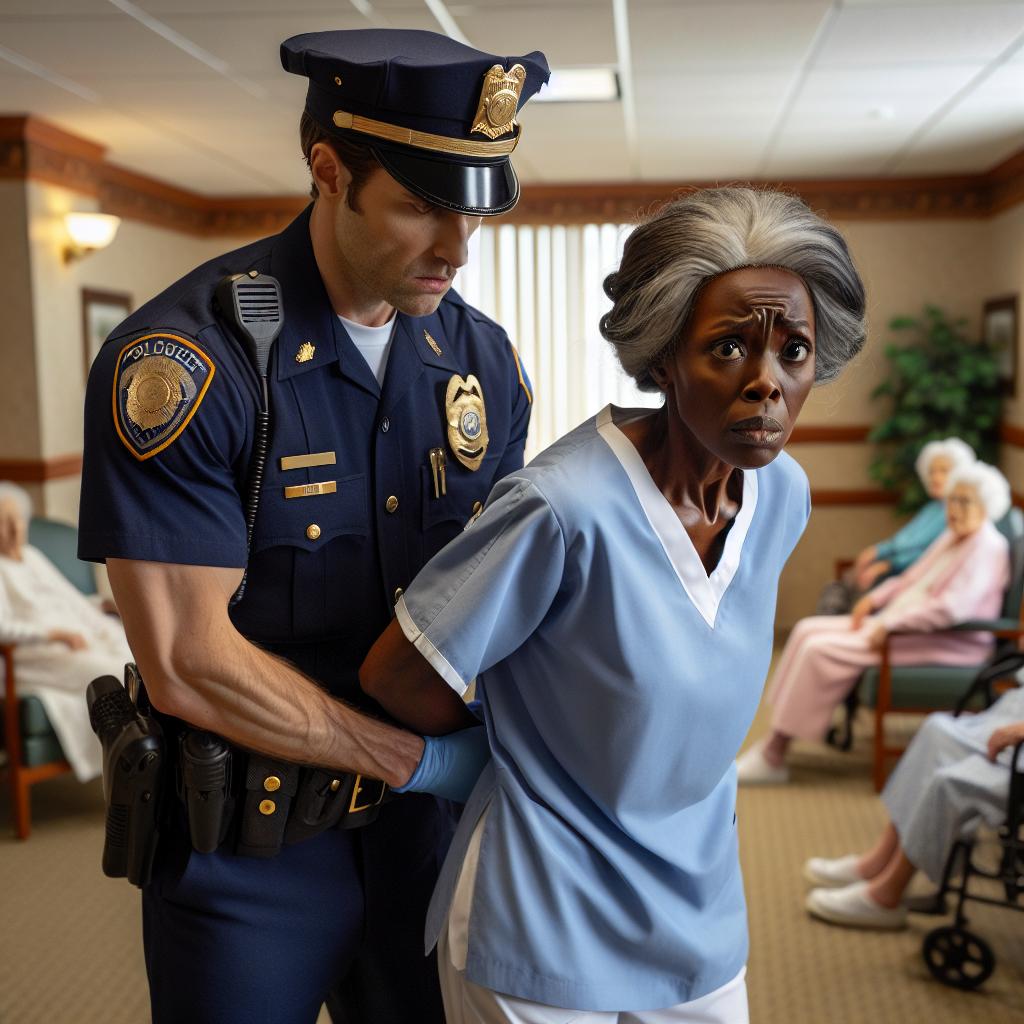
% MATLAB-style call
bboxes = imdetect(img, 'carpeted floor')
[1,702,1021,1023]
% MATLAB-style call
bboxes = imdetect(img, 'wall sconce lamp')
[64,212,121,263]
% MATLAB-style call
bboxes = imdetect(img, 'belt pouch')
[283,768,354,845]
[235,755,300,858]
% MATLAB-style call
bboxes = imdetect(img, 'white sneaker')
[803,854,863,887]
[736,741,789,785]
[806,882,907,930]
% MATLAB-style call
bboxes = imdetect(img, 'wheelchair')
[918,654,1024,991]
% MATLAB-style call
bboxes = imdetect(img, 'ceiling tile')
[453,9,616,65]
[891,62,1024,172]
[154,12,369,74]
[634,69,793,123]
[514,103,631,180]
[813,3,1024,66]
[638,136,770,180]
[0,15,210,77]
[629,1,832,70]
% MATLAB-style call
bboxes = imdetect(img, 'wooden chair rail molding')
[2,115,1024,236]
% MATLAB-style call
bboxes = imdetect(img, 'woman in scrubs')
[362,187,868,1023]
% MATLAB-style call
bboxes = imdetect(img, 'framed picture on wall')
[982,295,1018,397]
[82,288,132,379]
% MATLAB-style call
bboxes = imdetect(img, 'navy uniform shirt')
[79,206,532,710]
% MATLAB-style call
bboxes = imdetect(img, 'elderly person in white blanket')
[0,482,131,781]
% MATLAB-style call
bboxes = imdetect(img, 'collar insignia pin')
[471,64,527,140]
[424,330,443,357]
[295,341,315,363]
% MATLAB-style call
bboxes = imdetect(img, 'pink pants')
[767,615,988,742]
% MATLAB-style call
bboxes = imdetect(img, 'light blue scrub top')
[874,499,946,573]
[397,405,811,1011]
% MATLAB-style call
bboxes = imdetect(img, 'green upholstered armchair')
[0,517,95,838]
[863,507,1024,791]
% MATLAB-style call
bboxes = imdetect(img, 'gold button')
[385,495,399,513]
[394,586,404,604]
[259,799,276,816]
[306,523,321,541]
[329,779,341,793]
[472,501,483,515]
[263,776,281,793]
[334,75,343,86]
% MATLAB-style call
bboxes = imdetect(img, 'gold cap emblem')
[471,64,527,140]
[295,341,316,363]
[445,374,489,471]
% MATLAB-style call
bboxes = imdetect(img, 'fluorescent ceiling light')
[534,67,620,104]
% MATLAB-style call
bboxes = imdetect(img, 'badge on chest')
[445,374,488,471]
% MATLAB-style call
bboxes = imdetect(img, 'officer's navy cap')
[281,29,549,217]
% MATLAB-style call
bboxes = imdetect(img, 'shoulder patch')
[112,332,215,460]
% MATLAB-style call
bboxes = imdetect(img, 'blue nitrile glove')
[395,725,491,803]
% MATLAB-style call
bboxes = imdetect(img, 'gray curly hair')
[600,187,867,391]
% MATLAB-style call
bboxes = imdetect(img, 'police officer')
[78,29,549,1024]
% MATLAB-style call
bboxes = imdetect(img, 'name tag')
[280,451,337,471]
[283,480,337,499]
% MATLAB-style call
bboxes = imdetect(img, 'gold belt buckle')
[348,773,388,813]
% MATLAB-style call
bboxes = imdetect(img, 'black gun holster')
[86,667,165,887]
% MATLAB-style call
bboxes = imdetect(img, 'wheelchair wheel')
[922,925,995,990]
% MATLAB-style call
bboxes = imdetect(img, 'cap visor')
[374,147,520,216]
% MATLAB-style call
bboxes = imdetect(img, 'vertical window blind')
[455,223,662,461]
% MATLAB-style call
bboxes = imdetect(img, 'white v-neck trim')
[596,404,758,629]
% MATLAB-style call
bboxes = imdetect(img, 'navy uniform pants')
[143,792,453,1024]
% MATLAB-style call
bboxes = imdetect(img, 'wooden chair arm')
[2,643,20,766]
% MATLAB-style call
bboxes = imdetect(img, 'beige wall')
[0,182,42,462]
[990,202,1024,438]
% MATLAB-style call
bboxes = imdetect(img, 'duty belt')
[237,753,393,858]
[164,712,396,859]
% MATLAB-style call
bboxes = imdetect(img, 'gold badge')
[124,356,191,431]
[445,374,489,472]
[295,341,315,363]
[471,64,527,140]
[424,330,443,357]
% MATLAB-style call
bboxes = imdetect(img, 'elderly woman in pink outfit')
[738,461,1012,784]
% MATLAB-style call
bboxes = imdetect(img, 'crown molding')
[2,114,1024,236]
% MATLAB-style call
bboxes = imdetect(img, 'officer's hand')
[49,629,88,650]
[395,725,491,803]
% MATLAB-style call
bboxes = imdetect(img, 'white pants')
[438,810,750,1024]
[439,930,748,1024]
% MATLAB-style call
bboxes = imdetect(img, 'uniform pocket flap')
[252,472,368,553]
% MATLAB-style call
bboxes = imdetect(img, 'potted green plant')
[869,306,1001,514]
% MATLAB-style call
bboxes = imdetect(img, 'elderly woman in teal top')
[361,188,867,1023]
[817,437,975,613]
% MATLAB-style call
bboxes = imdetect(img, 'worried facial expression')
[656,267,817,469]
[330,167,482,317]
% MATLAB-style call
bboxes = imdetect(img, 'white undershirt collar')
[596,404,758,629]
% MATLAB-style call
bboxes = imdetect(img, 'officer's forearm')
[108,558,423,787]
[361,618,476,735]
[172,637,425,788]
